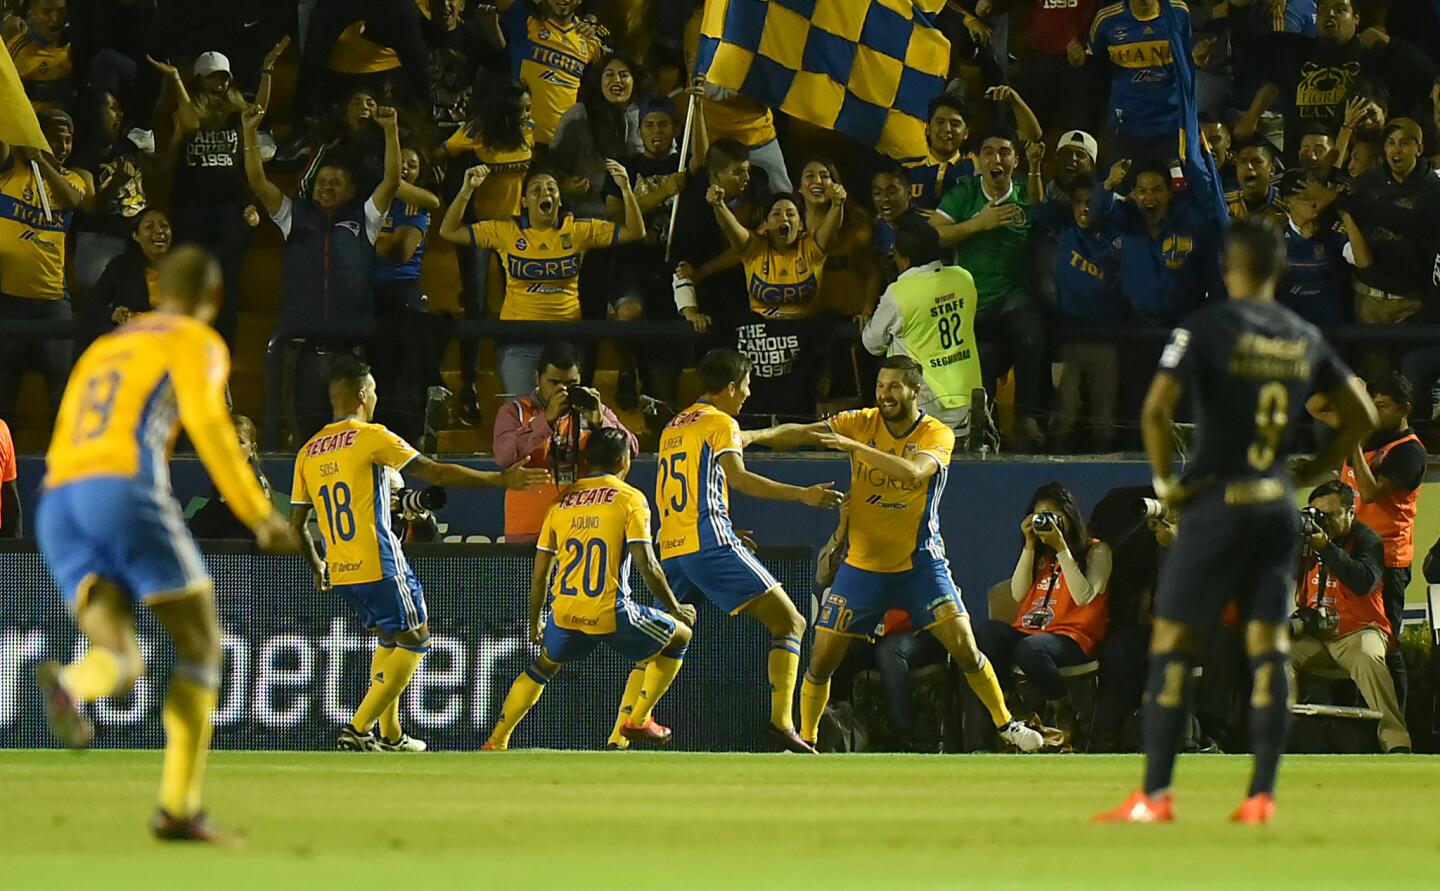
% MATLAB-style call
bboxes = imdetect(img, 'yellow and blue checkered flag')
[695,0,950,161]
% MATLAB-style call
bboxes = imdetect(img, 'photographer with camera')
[492,342,639,544]
[1290,481,1411,753]
[976,483,1112,736]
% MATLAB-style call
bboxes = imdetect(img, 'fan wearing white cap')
[1049,130,1099,200]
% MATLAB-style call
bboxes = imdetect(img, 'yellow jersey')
[291,418,419,587]
[537,473,653,633]
[827,409,954,573]
[468,214,617,320]
[498,1,603,145]
[45,312,271,528]
[442,126,533,219]
[5,27,72,84]
[326,20,401,74]
[740,233,827,319]
[656,402,745,559]
[0,156,89,300]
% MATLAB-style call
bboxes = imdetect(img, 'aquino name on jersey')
[538,474,654,634]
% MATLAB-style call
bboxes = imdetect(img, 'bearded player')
[750,356,1043,752]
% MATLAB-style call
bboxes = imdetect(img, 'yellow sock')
[371,646,403,740]
[799,676,831,744]
[59,647,123,701]
[964,656,1013,728]
[630,656,683,727]
[608,666,647,746]
[487,672,546,749]
[158,669,219,818]
[352,648,423,735]
[768,639,801,731]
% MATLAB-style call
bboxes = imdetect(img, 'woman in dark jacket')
[93,208,172,326]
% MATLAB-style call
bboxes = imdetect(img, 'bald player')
[34,246,301,842]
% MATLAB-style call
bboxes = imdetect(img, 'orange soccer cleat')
[1092,790,1175,823]
[1229,793,1275,824]
[620,718,673,746]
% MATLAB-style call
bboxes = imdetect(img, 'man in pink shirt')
[492,342,638,543]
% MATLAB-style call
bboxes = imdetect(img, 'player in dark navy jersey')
[1096,218,1377,825]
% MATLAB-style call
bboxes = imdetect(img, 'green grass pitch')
[1,750,1435,888]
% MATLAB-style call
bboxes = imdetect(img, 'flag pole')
[29,160,53,222]
[664,91,699,263]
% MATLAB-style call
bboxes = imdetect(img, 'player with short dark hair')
[751,356,1044,752]
[290,356,548,753]
[1096,217,1378,824]
[656,349,842,752]
[484,428,697,750]
[34,246,302,842]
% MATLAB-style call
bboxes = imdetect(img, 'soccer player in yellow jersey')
[485,429,697,749]
[657,349,842,752]
[33,247,302,842]
[290,356,548,752]
[709,180,847,320]
[749,357,1044,752]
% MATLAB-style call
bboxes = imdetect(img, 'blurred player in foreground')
[484,429,697,749]
[34,246,301,842]
[291,356,547,753]
[749,356,1044,753]
[657,349,842,753]
[1096,218,1377,824]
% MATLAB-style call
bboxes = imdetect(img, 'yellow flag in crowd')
[0,46,51,152]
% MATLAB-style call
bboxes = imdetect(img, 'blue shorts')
[662,545,780,615]
[542,602,678,664]
[334,567,427,635]
[37,478,209,611]
[818,554,966,639]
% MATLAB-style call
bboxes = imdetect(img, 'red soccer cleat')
[150,809,228,844]
[620,718,673,746]
[480,741,504,751]
[1230,793,1275,824]
[1092,790,1175,823]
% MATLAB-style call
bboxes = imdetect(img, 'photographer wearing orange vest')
[1316,372,1426,710]
[1291,481,1412,753]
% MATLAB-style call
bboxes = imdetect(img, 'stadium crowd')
[2,0,1439,758]
[2,0,1440,453]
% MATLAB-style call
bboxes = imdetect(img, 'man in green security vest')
[861,219,985,439]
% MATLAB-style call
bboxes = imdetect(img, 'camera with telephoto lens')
[1137,498,1171,521]
[396,485,447,517]
[1299,506,1325,538]
[566,384,600,414]
[1032,511,1062,533]
[1289,605,1340,638]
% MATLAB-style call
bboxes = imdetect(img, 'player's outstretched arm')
[814,431,940,489]
[717,451,842,509]
[742,421,827,450]
[528,549,556,643]
[288,504,329,591]
[408,455,551,490]
[1294,376,1378,487]
[630,541,697,627]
